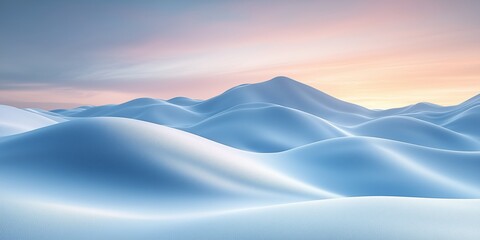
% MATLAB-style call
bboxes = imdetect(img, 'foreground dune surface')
[1,197,480,240]
[1,77,479,239]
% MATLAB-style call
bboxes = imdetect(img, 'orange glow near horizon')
[1,1,479,110]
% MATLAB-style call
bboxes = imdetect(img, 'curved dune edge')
[1,76,480,239]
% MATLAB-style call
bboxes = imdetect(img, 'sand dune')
[1,76,479,239]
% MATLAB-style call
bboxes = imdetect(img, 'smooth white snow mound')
[190,76,372,124]
[47,77,480,152]
[0,117,338,213]
[262,137,480,198]
[1,197,479,240]
[184,103,348,152]
[0,105,60,137]
[54,77,373,126]
[350,115,480,150]
[442,105,480,138]
[1,77,479,239]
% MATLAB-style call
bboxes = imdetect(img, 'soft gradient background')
[1,0,479,109]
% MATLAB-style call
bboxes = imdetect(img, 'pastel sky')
[1,0,479,109]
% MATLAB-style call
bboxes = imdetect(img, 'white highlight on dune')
[1,76,480,239]
[0,105,59,137]
[3,196,480,240]
[374,144,480,197]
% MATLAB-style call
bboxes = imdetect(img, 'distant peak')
[167,96,200,106]
[257,76,309,88]
[218,76,304,96]
[168,96,190,101]
[266,76,298,84]
[121,97,161,106]
[258,76,324,92]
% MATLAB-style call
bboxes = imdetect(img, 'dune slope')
[1,76,480,239]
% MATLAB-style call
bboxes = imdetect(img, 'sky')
[1,0,479,109]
